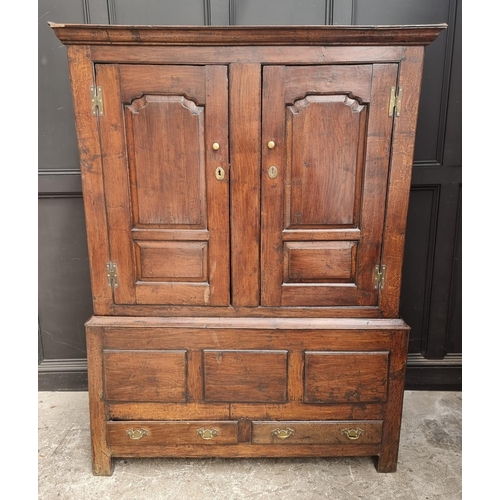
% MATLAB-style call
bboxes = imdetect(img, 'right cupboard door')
[261,64,398,307]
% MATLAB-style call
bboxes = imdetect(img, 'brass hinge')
[389,86,402,117]
[90,85,104,116]
[374,264,386,290]
[107,262,118,288]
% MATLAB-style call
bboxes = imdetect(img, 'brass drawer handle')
[271,427,295,440]
[126,428,149,440]
[341,428,364,440]
[197,428,219,440]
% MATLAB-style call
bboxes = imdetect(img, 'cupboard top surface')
[49,23,446,46]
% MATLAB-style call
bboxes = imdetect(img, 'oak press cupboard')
[50,23,445,475]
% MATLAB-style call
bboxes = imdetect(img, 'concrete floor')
[38,391,461,499]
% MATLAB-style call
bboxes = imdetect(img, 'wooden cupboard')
[51,22,445,475]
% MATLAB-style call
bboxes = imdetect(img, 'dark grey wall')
[38,0,461,390]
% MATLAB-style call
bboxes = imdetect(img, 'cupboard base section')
[85,316,409,476]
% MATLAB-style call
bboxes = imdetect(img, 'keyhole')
[215,167,225,180]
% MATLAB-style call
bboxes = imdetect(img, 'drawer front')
[107,421,238,446]
[252,421,383,445]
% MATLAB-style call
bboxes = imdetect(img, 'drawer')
[107,421,238,446]
[252,420,383,445]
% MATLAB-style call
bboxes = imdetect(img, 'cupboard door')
[261,64,398,308]
[95,65,229,305]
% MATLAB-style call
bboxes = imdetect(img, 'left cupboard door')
[95,64,230,306]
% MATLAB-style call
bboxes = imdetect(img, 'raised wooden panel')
[284,242,357,283]
[304,351,389,403]
[125,95,206,228]
[204,350,288,403]
[103,350,187,402]
[135,241,208,282]
[286,96,366,228]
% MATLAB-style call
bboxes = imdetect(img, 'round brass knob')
[212,142,220,151]
[267,141,275,149]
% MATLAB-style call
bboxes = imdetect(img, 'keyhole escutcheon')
[215,167,225,180]
[268,166,278,179]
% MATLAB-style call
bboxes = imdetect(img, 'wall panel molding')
[407,353,461,366]
[209,0,230,25]
[401,185,440,357]
[325,0,334,25]
[445,184,462,353]
[38,169,82,196]
[107,0,117,24]
[332,0,354,25]
[82,0,91,24]
[204,0,212,25]
[38,359,89,391]
[434,0,458,166]
[229,0,235,25]
[353,0,457,166]
[411,165,461,186]
[84,0,110,24]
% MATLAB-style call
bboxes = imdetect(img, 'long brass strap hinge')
[90,85,104,116]
[107,262,118,288]
[374,264,386,290]
[389,86,402,117]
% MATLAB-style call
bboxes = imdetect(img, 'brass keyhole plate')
[268,166,278,179]
[215,167,225,180]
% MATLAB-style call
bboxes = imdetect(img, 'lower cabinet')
[88,317,408,474]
